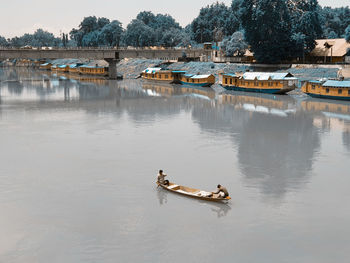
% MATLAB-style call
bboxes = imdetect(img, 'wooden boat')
[179,74,215,87]
[141,68,185,84]
[302,80,350,101]
[221,72,298,94]
[39,62,52,70]
[157,182,231,202]
[79,65,109,76]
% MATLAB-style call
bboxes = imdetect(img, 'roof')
[310,38,350,57]
[242,72,294,80]
[223,73,237,77]
[184,74,194,78]
[58,65,67,68]
[322,80,350,88]
[191,74,212,79]
[143,67,162,73]
[172,70,187,73]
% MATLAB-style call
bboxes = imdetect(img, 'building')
[308,38,350,63]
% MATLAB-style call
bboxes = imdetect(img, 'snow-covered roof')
[143,67,162,73]
[322,80,350,88]
[242,72,294,80]
[191,74,212,79]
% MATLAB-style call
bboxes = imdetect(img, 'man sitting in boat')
[211,184,229,198]
[157,170,169,186]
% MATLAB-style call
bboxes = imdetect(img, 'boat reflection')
[301,98,350,152]
[141,82,216,100]
[219,91,296,117]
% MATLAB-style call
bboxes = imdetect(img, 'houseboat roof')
[242,72,294,80]
[81,65,105,69]
[322,80,350,88]
[40,62,50,66]
[172,70,187,73]
[191,74,212,79]
[143,68,162,73]
[223,73,237,77]
[58,65,68,68]
[184,74,194,78]
[309,80,323,84]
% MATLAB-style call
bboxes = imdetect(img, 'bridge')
[0,48,210,79]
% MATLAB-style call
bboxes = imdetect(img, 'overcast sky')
[0,0,348,38]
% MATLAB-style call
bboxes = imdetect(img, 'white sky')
[0,0,348,38]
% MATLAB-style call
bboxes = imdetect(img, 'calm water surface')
[0,68,349,263]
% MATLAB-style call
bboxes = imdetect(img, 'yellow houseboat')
[222,72,298,94]
[51,64,58,72]
[302,80,350,101]
[179,74,215,87]
[141,68,185,83]
[68,63,83,74]
[39,62,52,70]
[79,65,108,76]
[57,64,69,73]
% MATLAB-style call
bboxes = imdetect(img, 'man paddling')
[157,170,169,186]
[212,184,229,198]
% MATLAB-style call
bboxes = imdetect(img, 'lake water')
[0,68,349,263]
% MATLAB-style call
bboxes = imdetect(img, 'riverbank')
[1,58,349,82]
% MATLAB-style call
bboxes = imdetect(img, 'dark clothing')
[213,186,229,197]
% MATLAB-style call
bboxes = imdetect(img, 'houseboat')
[179,74,215,87]
[39,62,52,70]
[302,80,350,101]
[57,64,69,73]
[51,64,58,72]
[79,65,108,76]
[68,63,83,74]
[221,72,298,94]
[141,68,185,84]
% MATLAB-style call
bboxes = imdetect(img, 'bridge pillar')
[105,59,120,79]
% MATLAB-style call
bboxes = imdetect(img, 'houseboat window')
[230,79,232,85]
[312,85,315,90]
[275,82,278,86]
[225,78,227,84]
[348,90,350,95]
[338,89,342,94]
[165,75,168,79]
[260,82,263,87]
[326,88,329,93]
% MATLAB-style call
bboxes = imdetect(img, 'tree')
[328,31,338,39]
[320,6,350,38]
[190,2,240,43]
[0,35,8,46]
[289,0,323,55]
[98,20,123,47]
[345,25,350,42]
[220,31,248,56]
[159,28,184,47]
[82,31,99,47]
[122,11,183,47]
[240,0,293,63]
[31,29,59,47]
[122,19,155,47]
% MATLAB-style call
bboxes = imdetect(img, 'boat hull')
[157,182,231,202]
[304,93,350,101]
[222,85,294,94]
[180,81,213,87]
